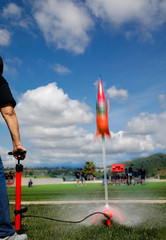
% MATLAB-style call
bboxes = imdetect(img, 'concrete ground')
[9,199,166,205]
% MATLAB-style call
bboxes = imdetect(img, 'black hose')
[22,211,111,224]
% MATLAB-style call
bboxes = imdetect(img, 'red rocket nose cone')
[97,79,106,102]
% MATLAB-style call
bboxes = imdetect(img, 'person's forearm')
[1,104,22,148]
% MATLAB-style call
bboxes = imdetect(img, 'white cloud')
[6,57,23,66]
[11,82,95,166]
[33,0,94,54]
[4,64,17,77]
[107,86,128,102]
[86,0,166,39]
[3,57,23,78]
[9,82,156,167]
[87,0,145,25]
[2,3,32,30]
[17,82,94,127]
[109,131,154,154]
[127,112,159,135]
[2,3,22,18]
[54,63,71,75]
[0,29,11,46]
[87,0,166,27]
[0,146,15,168]
[127,111,166,149]
[2,0,166,55]
[1,0,166,55]
[1,81,165,167]
[1,82,165,167]
[158,94,166,108]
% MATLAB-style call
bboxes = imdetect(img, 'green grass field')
[8,182,166,240]
[7,182,166,201]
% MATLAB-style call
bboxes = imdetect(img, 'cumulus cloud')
[87,0,166,27]
[0,29,11,46]
[11,82,96,166]
[2,0,166,54]
[7,82,156,167]
[86,0,166,39]
[158,94,166,108]
[0,146,15,168]
[127,112,158,135]
[107,86,128,102]
[53,63,71,75]
[17,82,94,127]
[1,81,164,167]
[33,0,94,54]
[2,3,22,18]
[109,131,154,154]
[1,82,165,167]
[3,57,23,78]
[16,83,93,162]
[2,3,32,29]
[127,111,166,149]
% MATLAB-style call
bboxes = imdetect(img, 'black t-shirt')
[128,166,133,174]
[75,171,80,179]
[81,171,84,177]
[140,169,146,177]
[0,76,16,108]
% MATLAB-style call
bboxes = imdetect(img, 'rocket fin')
[107,100,110,111]
[106,130,111,139]
[95,128,101,139]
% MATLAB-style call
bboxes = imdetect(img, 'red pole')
[15,171,22,231]
[8,150,27,234]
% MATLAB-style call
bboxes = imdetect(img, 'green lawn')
[8,182,166,239]
[7,182,166,201]
[9,203,166,240]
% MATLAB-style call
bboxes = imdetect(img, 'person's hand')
[12,145,27,160]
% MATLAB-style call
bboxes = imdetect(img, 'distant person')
[9,171,14,180]
[80,169,86,186]
[115,173,120,184]
[112,173,118,185]
[139,166,146,184]
[134,169,140,185]
[5,172,9,180]
[122,174,127,185]
[75,169,80,186]
[111,174,116,185]
[28,179,33,188]
[125,168,128,185]
[128,164,133,185]
[9,171,14,185]
[119,173,123,185]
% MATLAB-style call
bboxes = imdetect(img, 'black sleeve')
[0,76,16,108]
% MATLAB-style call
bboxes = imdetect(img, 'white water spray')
[102,137,108,207]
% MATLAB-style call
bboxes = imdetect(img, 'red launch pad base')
[103,209,113,226]
[92,206,124,227]
[92,209,113,226]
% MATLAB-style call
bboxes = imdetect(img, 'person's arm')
[0,103,26,159]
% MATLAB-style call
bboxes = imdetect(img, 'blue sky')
[0,0,166,168]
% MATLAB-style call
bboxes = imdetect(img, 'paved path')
[9,199,166,204]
